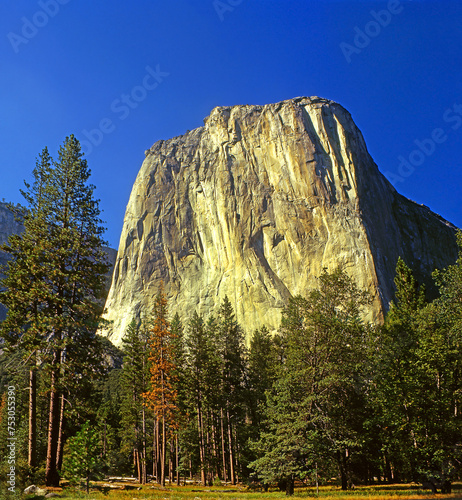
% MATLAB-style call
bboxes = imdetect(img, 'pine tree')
[180,310,227,484]
[0,136,109,486]
[247,326,278,431]
[120,319,149,483]
[402,238,462,489]
[184,311,212,485]
[143,285,177,486]
[251,267,370,493]
[433,230,462,336]
[62,421,102,493]
[170,313,185,485]
[371,258,428,482]
[388,257,426,324]
[0,148,52,473]
[369,254,462,490]
[217,296,247,484]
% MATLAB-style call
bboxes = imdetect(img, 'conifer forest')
[1,137,462,496]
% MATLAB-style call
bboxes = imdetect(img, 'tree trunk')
[45,366,61,487]
[28,365,36,470]
[286,475,294,496]
[338,449,348,491]
[161,414,166,486]
[384,453,393,483]
[141,343,147,485]
[169,440,173,483]
[153,418,161,482]
[197,404,206,485]
[176,434,180,486]
[206,426,211,484]
[56,392,65,471]
[211,419,219,479]
[152,417,157,480]
[135,449,141,483]
[102,421,107,458]
[220,408,227,483]
[226,408,235,485]
[141,406,147,484]
[234,426,239,484]
[315,462,319,496]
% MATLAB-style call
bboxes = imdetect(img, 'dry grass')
[24,481,462,500]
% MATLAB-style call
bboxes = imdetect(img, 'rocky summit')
[101,97,458,346]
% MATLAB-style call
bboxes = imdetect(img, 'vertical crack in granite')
[102,97,458,346]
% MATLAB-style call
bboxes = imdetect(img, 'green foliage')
[0,137,109,356]
[250,268,370,492]
[0,135,110,486]
[95,368,125,474]
[371,253,462,484]
[2,140,462,493]
[182,311,219,480]
[389,257,427,321]
[247,326,279,431]
[119,319,150,477]
[62,421,103,493]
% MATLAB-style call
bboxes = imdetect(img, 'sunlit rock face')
[101,97,458,346]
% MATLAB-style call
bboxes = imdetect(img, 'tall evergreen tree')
[0,148,52,474]
[411,237,462,488]
[247,326,278,432]
[143,285,177,486]
[217,297,247,484]
[120,319,149,483]
[170,313,185,485]
[387,257,426,325]
[183,311,213,485]
[251,267,370,494]
[433,230,462,339]
[371,258,428,481]
[369,253,462,490]
[0,136,109,486]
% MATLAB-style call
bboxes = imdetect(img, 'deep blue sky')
[1,0,461,248]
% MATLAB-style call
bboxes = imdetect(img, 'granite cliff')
[102,97,458,346]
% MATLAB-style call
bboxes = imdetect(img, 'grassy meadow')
[24,482,462,500]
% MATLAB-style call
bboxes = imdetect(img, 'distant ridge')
[0,201,117,322]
